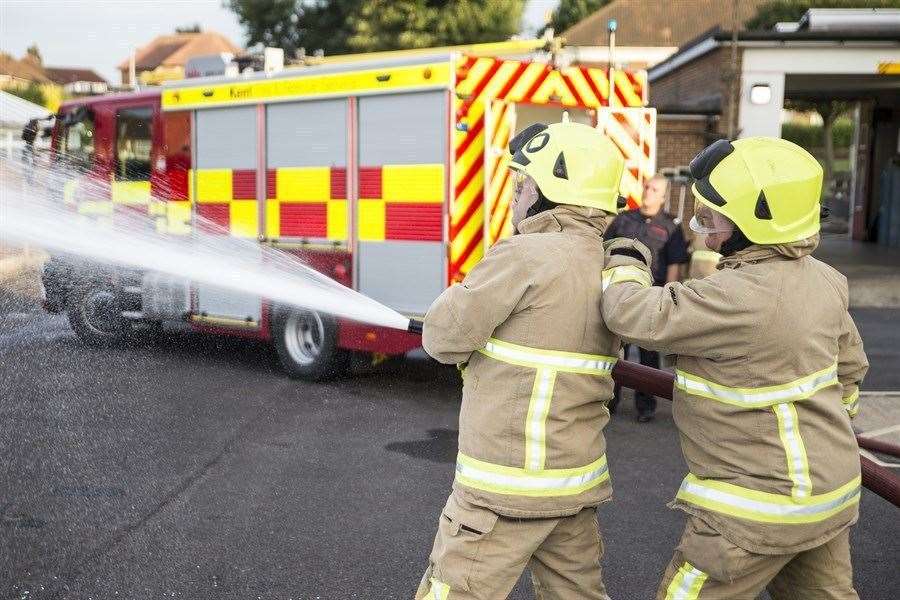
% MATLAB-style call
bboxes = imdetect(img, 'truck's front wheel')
[272,308,348,381]
[67,282,127,346]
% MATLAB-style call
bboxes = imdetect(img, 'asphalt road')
[1,310,898,600]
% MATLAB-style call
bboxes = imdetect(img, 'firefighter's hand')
[604,237,652,269]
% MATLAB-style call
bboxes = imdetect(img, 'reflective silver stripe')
[455,453,609,496]
[677,476,860,522]
[774,403,811,498]
[675,366,839,407]
[481,340,615,373]
[665,562,708,600]
[525,368,555,471]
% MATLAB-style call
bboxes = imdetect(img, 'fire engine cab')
[44,43,655,380]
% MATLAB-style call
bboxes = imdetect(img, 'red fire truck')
[43,42,655,380]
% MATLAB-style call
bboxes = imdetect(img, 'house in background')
[44,67,107,96]
[0,51,62,110]
[118,31,242,86]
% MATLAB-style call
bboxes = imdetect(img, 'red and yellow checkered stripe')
[449,55,648,282]
[265,167,347,241]
[193,168,258,237]
[358,164,444,242]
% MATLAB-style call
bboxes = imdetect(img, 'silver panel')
[267,99,347,167]
[358,91,446,165]
[141,273,190,320]
[195,283,262,322]
[195,106,257,168]
[357,241,444,315]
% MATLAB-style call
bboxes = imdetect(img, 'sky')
[1,0,560,85]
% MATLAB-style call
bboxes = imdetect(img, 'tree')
[3,83,47,108]
[746,0,900,30]
[25,44,42,64]
[175,23,202,34]
[226,0,526,56]
[546,0,612,36]
[784,99,851,196]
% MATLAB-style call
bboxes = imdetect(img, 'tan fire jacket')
[600,235,868,554]
[423,206,620,518]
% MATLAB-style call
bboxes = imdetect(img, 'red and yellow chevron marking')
[265,166,347,241]
[486,100,515,246]
[357,164,444,242]
[597,108,657,209]
[450,55,647,282]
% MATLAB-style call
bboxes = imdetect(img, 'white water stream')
[0,157,410,331]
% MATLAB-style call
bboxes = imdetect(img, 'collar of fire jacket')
[516,205,612,237]
[719,234,820,269]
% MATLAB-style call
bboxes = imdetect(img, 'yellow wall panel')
[276,167,331,202]
[382,164,444,203]
[196,169,232,204]
[358,199,385,241]
[265,199,281,239]
[327,200,348,241]
[230,200,258,238]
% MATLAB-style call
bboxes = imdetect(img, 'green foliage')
[781,119,854,149]
[547,0,612,35]
[226,0,525,56]
[745,0,900,30]
[3,83,47,108]
[175,23,202,34]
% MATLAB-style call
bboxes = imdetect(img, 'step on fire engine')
[44,41,656,380]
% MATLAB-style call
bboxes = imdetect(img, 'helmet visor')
[690,202,734,234]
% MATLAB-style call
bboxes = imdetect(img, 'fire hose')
[407,318,900,508]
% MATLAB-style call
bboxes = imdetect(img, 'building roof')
[117,31,242,71]
[44,67,107,85]
[649,26,900,81]
[562,0,770,47]
[0,52,50,83]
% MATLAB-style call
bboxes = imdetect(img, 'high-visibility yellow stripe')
[110,180,151,205]
[162,61,452,110]
[692,250,721,262]
[507,63,546,102]
[524,368,556,472]
[166,200,192,235]
[567,68,600,105]
[455,452,609,497]
[276,167,330,202]
[601,265,652,291]
[382,164,444,203]
[675,365,839,408]
[358,199,385,241]
[531,70,578,105]
[423,577,450,600]
[265,199,280,238]
[676,474,860,524]
[479,338,616,375]
[842,389,860,417]
[665,561,707,600]
[774,402,812,498]
[196,169,232,203]
[76,200,114,216]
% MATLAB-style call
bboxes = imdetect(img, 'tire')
[272,308,349,381]
[66,282,127,346]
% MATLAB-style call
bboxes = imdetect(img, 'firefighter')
[415,121,625,600]
[600,137,869,599]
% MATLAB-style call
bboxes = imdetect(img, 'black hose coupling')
[407,319,424,335]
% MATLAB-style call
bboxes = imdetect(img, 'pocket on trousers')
[430,495,499,592]
[676,516,753,584]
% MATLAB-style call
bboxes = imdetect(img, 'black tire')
[66,282,127,346]
[272,308,349,381]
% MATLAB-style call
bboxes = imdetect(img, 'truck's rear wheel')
[273,308,348,381]
[67,282,127,346]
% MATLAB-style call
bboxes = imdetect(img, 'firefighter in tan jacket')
[415,121,625,600]
[601,137,869,599]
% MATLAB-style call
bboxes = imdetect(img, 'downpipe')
[405,319,900,509]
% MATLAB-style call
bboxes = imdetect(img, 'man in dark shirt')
[605,175,689,421]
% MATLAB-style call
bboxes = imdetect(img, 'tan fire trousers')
[415,494,610,600]
[657,516,858,599]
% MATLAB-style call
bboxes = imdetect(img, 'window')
[115,106,153,181]
[60,111,95,169]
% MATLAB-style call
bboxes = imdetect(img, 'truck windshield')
[115,106,153,181]
[60,112,95,170]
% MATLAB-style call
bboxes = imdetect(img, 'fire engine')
[43,41,656,380]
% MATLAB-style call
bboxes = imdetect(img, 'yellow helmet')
[508,121,625,213]
[690,137,823,245]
